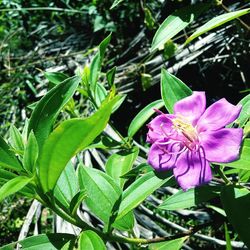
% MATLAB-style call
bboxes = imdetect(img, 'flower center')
[172,116,199,150]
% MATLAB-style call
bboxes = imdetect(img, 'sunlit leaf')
[161,69,192,113]
[151,3,210,51]
[23,131,39,173]
[78,165,121,228]
[44,72,69,85]
[149,236,187,250]
[38,96,119,192]
[207,205,226,217]
[0,233,76,250]
[105,147,139,188]
[78,165,134,231]
[186,8,250,44]
[78,231,106,250]
[90,34,111,92]
[110,0,125,9]
[9,125,24,153]
[0,176,32,202]
[159,186,220,210]
[54,161,78,210]
[69,190,87,217]
[128,99,165,138]
[95,83,107,107]
[115,171,173,221]
[28,76,80,148]
[0,136,22,171]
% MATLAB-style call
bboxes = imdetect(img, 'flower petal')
[173,150,212,191]
[174,91,206,125]
[146,114,174,143]
[197,98,242,132]
[199,128,243,163]
[147,142,182,171]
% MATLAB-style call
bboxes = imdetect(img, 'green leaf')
[207,205,226,217]
[244,120,250,137]
[9,125,24,153]
[23,131,39,173]
[110,0,125,9]
[69,190,87,216]
[151,3,210,51]
[78,165,121,228]
[0,168,17,181]
[186,8,250,44]
[111,94,126,113]
[106,66,116,87]
[237,94,250,127]
[115,171,173,221]
[28,76,80,148]
[88,134,121,150]
[121,163,153,179]
[93,16,105,32]
[95,83,107,107]
[161,69,192,113]
[0,233,76,250]
[239,169,250,182]
[78,230,106,250]
[221,186,250,248]
[38,96,119,192]
[149,236,187,250]
[0,176,32,202]
[0,171,34,198]
[0,135,23,171]
[78,165,134,231]
[22,119,29,144]
[112,211,134,231]
[163,40,177,60]
[141,73,153,91]
[144,7,155,30]
[226,139,250,170]
[54,161,78,210]
[224,223,233,250]
[128,99,165,138]
[105,147,139,188]
[159,186,220,210]
[44,72,69,85]
[90,34,111,91]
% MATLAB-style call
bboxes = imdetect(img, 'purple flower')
[147,92,243,191]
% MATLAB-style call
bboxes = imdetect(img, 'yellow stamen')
[172,116,198,143]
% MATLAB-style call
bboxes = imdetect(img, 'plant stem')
[43,192,211,245]
[107,221,212,244]
[108,122,132,149]
[216,166,232,185]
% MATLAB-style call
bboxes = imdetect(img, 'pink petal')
[173,150,212,191]
[147,142,182,171]
[147,114,174,143]
[174,91,206,125]
[197,98,242,132]
[199,128,243,163]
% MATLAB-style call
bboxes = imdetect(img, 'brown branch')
[142,221,213,244]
